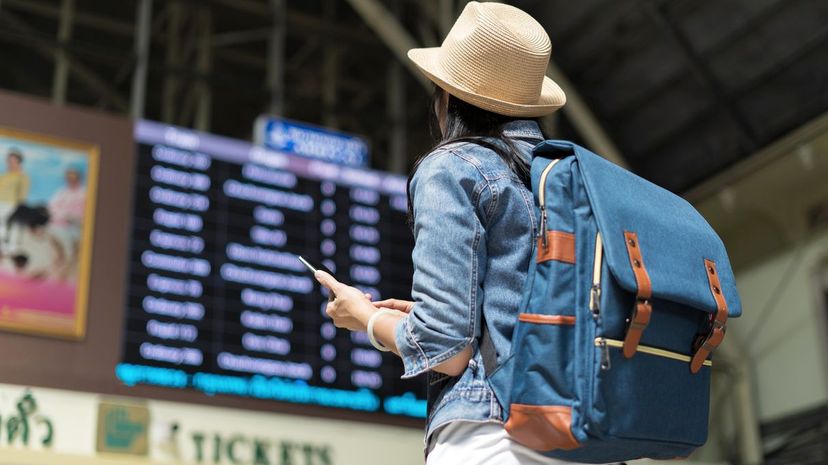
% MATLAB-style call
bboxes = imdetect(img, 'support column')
[322,0,338,128]
[52,0,75,105]
[195,8,212,131]
[345,0,431,90]
[267,0,286,116]
[162,1,181,123]
[130,0,152,120]
[387,0,407,174]
[387,61,407,174]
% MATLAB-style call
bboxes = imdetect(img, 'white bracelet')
[367,309,396,352]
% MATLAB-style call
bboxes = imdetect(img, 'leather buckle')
[690,321,726,374]
[694,322,726,351]
[622,298,652,358]
[629,298,651,329]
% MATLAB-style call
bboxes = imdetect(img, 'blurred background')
[0,0,826,464]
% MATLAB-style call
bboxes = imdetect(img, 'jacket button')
[468,359,478,371]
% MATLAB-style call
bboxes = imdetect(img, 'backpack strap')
[622,231,653,358]
[690,259,729,373]
[480,324,498,376]
[477,134,542,376]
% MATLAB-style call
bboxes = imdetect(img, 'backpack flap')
[534,141,741,371]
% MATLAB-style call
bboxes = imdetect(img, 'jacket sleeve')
[394,150,493,378]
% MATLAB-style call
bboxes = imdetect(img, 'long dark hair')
[407,86,545,225]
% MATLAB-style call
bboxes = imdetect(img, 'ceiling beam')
[212,0,379,46]
[4,0,383,47]
[3,0,135,37]
[0,11,129,111]
[344,0,431,90]
[347,0,627,167]
[645,0,759,150]
[546,63,628,168]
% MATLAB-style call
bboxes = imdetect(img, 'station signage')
[254,116,370,168]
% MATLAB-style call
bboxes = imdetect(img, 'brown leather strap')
[690,259,729,373]
[623,231,652,358]
[518,314,576,325]
[536,231,576,264]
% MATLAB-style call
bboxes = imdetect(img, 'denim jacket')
[394,120,543,447]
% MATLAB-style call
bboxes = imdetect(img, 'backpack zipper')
[589,232,603,319]
[594,338,713,367]
[537,159,562,248]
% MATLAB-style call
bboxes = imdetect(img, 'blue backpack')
[486,140,741,463]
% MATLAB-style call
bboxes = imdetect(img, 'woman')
[315,2,571,463]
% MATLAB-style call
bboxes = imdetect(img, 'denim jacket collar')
[501,120,544,141]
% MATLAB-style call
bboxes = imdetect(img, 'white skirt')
[426,421,593,465]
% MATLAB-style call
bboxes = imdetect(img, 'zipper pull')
[539,206,548,248]
[589,285,601,319]
[598,339,611,371]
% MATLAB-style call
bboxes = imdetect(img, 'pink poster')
[0,127,99,339]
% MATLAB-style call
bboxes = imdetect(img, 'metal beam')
[388,61,407,173]
[161,1,181,123]
[130,0,152,119]
[645,1,759,150]
[547,63,628,168]
[606,0,789,122]
[51,0,75,105]
[195,7,212,131]
[4,0,134,38]
[0,10,128,110]
[212,0,379,46]
[684,110,828,203]
[347,0,626,167]
[322,0,338,128]
[267,0,286,116]
[344,0,431,90]
[639,24,828,166]
[387,0,407,174]
[210,28,270,48]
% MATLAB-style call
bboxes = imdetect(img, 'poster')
[0,127,99,339]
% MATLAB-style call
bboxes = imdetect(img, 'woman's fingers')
[371,298,414,312]
[314,270,342,294]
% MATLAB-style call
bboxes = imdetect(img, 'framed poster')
[0,127,99,339]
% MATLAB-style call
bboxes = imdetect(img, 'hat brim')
[408,47,566,118]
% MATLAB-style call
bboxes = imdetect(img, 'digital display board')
[117,120,425,418]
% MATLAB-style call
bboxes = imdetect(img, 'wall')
[692,114,828,423]
[0,91,422,432]
[728,231,828,420]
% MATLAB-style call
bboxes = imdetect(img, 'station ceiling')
[0,0,826,193]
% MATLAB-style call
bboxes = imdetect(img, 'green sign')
[0,391,54,448]
[96,403,149,455]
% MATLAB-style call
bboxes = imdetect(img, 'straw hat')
[408,1,566,117]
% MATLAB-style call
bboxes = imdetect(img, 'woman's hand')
[372,298,415,314]
[314,270,376,332]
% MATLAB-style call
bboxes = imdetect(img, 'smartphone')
[297,255,318,274]
[297,255,335,301]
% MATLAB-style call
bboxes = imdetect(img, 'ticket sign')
[254,116,370,168]
[119,120,424,419]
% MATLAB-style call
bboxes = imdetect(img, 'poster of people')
[0,127,99,339]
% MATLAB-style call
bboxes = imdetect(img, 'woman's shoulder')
[417,140,517,183]
[414,144,485,182]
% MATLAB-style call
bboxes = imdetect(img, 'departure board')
[117,120,426,418]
